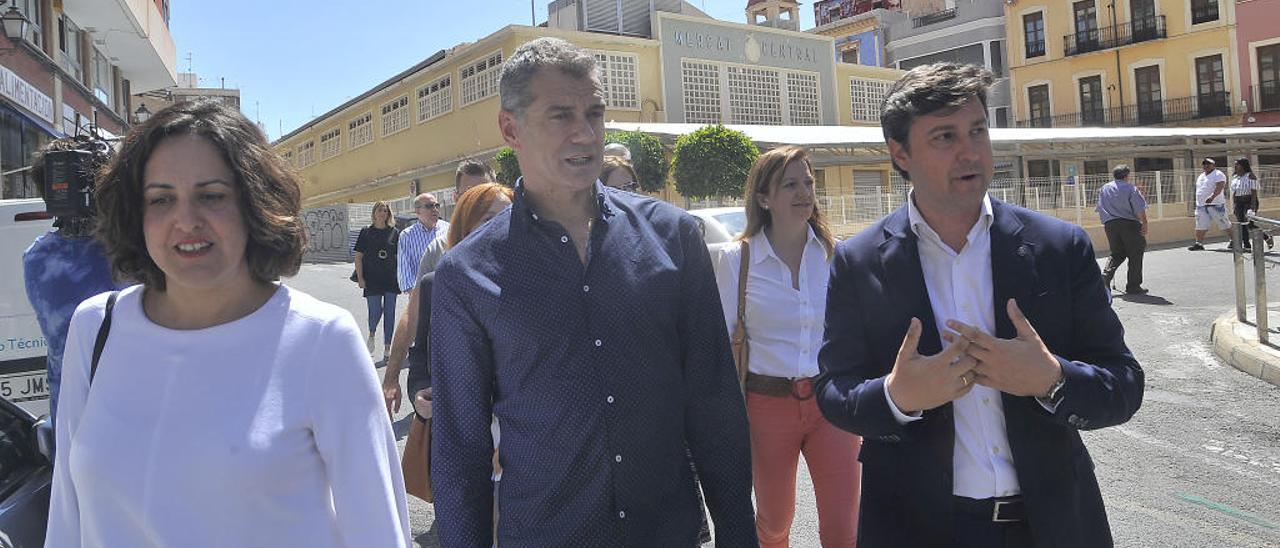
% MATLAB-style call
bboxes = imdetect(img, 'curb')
[1209,312,1280,388]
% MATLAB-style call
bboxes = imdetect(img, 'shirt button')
[594,339,603,347]
[583,285,590,293]
[615,454,623,463]
[606,395,615,404]
[993,447,1001,455]
[560,235,569,243]
[618,510,626,519]
[982,397,990,405]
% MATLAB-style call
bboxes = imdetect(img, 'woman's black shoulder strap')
[90,291,119,385]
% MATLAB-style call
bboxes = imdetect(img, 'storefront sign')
[0,65,53,123]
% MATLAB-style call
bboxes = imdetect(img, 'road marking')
[1108,497,1276,546]
[1176,493,1279,529]
[1114,426,1280,488]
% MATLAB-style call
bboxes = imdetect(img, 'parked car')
[0,199,55,419]
[688,207,747,245]
[0,395,53,546]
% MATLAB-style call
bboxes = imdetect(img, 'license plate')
[0,371,49,403]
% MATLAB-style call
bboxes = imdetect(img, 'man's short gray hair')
[499,37,598,118]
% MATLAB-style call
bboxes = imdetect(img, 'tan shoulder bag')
[730,242,750,391]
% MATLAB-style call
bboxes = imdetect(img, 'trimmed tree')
[671,124,758,199]
[494,147,521,187]
[605,130,669,193]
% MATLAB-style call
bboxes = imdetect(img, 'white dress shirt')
[884,193,1022,499]
[713,227,830,379]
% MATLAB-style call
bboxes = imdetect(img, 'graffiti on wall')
[301,205,349,262]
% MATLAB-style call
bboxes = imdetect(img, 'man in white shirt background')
[1189,158,1230,251]
[816,62,1144,548]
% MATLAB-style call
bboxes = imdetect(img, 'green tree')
[494,147,521,187]
[605,130,669,193]
[671,125,758,199]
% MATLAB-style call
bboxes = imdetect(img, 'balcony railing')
[912,7,956,28]
[1250,82,1280,112]
[1063,16,1165,56]
[1016,91,1234,128]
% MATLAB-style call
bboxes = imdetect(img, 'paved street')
[288,237,1280,547]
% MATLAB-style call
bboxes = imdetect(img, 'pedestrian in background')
[45,100,410,547]
[1189,158,1230,250]
[397,192,448,293]
[354,201,399,357]
[600,156,640,192]
[1231,157,1273,251]
[712,145,860,547]
[1096,164,1149,294]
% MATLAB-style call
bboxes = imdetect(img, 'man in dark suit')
[816,62,1144,548]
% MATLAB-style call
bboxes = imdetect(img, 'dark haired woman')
[1232,157,1273,251]
[713,146,860,547]
[44,100,410,547]
[354,201,399,358]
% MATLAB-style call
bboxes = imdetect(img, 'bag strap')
[735,241,750,343]
[90,291,119,385]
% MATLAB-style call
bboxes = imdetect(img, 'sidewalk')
[1210,304,1280,387]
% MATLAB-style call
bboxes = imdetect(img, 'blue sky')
[171,1,817,141]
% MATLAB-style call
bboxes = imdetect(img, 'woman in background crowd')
[713,145,860,548]
[45,100,410,547]
[354,201,400,358]
[600,156,640,192]
[1232,157,1273,251]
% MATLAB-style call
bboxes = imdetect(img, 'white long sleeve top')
[712,227,830,379]
[45,284,411,548]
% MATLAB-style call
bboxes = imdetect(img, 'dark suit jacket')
[816,198,1144,548]
[406,272,434,404]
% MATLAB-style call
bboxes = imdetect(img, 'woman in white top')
[712,146,860,547]
[44,100,411,547]
[1231,157,1273,250]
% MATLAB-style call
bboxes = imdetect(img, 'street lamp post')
[1,1,29,42]
[134,103,152,124]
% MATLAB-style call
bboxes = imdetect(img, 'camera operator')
[22,136,121,425]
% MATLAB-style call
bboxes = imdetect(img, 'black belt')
[953,495,1026,523]
[744,373,817,400]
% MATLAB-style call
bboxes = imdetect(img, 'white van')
[0,199,54,418]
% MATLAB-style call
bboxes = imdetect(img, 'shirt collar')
[747,224,821,266]
[512,177,616,230]
[906,189,993,246]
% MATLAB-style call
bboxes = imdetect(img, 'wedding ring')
[961,374,971,387]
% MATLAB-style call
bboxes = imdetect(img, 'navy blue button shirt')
[430,181,756,547]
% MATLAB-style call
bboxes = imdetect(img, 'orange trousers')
[747,390,861,548]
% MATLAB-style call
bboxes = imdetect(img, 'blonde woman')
[354,201,399,357]
[712,145,860,547]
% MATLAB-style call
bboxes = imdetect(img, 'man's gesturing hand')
[885,317,980,414]
[947,299,1062,398]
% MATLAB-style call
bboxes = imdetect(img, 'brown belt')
[745,372,817,400]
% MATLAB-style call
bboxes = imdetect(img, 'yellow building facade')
[276,11,904,208]
[1007,0,1239,132]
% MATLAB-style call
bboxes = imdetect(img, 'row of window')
[681,60,821,126]
[288,49,642,168]
[16,2,118,109]
[1022,0,1216,60]
[1023,52,1234,126]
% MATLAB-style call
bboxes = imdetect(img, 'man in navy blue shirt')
[430,37,756,547]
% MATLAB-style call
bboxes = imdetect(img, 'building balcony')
[1063,16,1165,57]
[1016,91,1234,128]
[912,7,956,28]
[1250,83,1280,113]
[59,0,177,92]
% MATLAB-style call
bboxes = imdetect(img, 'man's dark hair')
[880,62,994,180]
[95,99,305,290]
[1112,164,1131,180]
[454,159,495,188]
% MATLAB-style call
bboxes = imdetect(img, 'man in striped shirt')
[397,192,449,293]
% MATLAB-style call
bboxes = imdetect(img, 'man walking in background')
[396,192,448,293]
[1097,164,1149,294]
[1189,158,1229,251]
